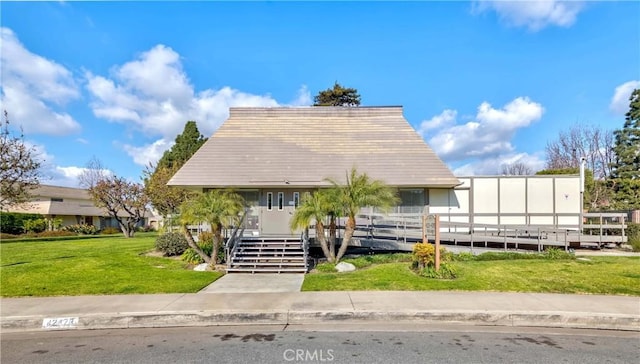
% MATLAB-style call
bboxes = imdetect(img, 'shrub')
[0,212,42,235]
[101,227,121,235]
[411,243,454,278]
[196,231,227,263]
[626,223,640,252]
[452,250,574,261]
[198,231,214,245]
[23,218,48,233]
[452,252,475,261]
[418,262,457,279]
[412,243,435,270]
[544,247,574,260]
[0,233,19,240]
[62,224,98,235]
[182,237,213,264]
[155,232,189,256]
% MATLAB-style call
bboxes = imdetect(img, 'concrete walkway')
[2,291,638,333]
[198,274,305,293]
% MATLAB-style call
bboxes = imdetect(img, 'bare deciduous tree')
[78,156,109,189]
[545,124,614,180]
[0,111,41,211]
[79,158,149,237]
[500,162,533,176]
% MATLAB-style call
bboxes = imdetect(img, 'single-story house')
[168,106,462,236]
[4,185,153,231]
[168,106,583,238]
[168,106,586,271]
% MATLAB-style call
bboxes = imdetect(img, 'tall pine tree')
[144,121,208,217]
[313,82,361,107]
[610,89,640,209]
[157,121,207,169]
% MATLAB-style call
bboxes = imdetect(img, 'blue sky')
[1,1,638,187]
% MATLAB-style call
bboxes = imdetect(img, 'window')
[267,192,273,211]
[237,190,259,207]
[51,197,63,202]
[278,192,284,211]
[293,192,300,209]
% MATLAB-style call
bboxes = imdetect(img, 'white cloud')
[85,44,286,140]
[474,0,585,31]
[122,139,175,167]
[422,97,544,162]
[453,152,545,176]
[419,109,457,134]
[86,44,309,166]
[0,27,81,135]
[23,142,112,187]
[610,80,640,115]
[46,166,114,188]
[288,85,312,107]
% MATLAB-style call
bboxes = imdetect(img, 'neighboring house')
[168,106,461,236]
[5,185,151,230]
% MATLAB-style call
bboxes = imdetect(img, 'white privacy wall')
[429,175,581,228]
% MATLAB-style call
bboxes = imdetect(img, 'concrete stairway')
[227,237,307,273]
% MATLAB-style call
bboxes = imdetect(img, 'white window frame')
[278,192,284,211]
[267,192,273,211]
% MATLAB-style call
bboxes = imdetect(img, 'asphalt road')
[2,325,638,364]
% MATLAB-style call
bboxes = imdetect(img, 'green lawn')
[0,234,222,297]
[302,257,640,296]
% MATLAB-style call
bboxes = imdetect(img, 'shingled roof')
[168,106,459,188]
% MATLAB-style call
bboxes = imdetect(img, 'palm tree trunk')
[336,216,355,262]
[182,225,211,264]
[213,228,223,265]
[329,215,336,258]
[316,221,335,263]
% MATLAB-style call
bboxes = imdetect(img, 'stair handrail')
[226,209,248,268]
[301,228,310,272]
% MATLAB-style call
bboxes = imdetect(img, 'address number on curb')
[42,317,79,329]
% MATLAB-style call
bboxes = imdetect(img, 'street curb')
[3,310,639,333]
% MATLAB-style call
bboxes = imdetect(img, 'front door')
[260,190,303,236]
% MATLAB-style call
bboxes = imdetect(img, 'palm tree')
[179,189,246,265]
[290,190,336,262]
[177,198,211,264]
[327,167,399,262]
[323,187,343,259]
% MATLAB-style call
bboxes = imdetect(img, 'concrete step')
[232,254,304,260]
[226,267,307,273]
[228,237,308,274]
[235,250,303,254]
[240,246,303,251]
[232,259,306,264]
[231,262,306,267]
[238,244,302,249]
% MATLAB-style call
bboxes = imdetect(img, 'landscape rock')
[193,263,209,271]
[335,262,356,272]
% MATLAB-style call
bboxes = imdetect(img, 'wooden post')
[422,214,427,244]
[435,214,441,271]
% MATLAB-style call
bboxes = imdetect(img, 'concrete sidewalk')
[2,291,639,333]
